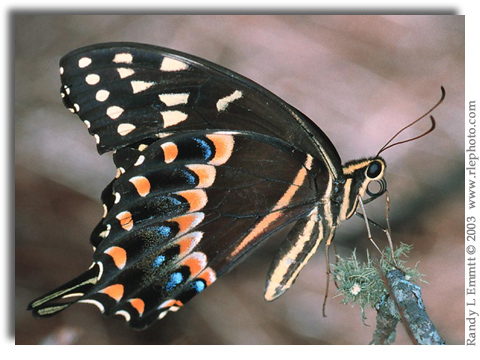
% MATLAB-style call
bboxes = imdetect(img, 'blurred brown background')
[15,15,464,345]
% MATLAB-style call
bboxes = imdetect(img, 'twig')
[372,269,445,345]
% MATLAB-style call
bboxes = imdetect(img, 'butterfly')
[27,42,441,330]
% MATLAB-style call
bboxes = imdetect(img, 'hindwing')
[84,131,328,329]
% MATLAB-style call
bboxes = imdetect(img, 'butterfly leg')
[356,196,398,267]
[322,230,336,317]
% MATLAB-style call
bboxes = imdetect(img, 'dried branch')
[331,244,445,345]
[372,269,445,345]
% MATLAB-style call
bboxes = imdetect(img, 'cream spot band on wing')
[159,93,189,106]
[131,80,155,94]
[216,90,243,112]
[160,57,188,72]
[113,53,133,64]
[117,67,135,79]
[230,155,314,258]
[78,57,92,68]
[161,110,188,127]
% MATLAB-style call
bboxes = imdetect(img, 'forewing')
[59,42,342,174]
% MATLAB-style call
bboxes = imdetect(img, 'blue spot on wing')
[193,138,212,160]
[166,272,183,292]
[182,169,197,185]
[155,225,172,239]
[152,255,166,269]
[191,280,205,293]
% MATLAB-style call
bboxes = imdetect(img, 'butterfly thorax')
[330,157,386,225]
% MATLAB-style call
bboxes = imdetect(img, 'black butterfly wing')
[81,131,329,329]
[59,42,342,177]
[29,43,341,329]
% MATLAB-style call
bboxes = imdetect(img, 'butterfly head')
[337,157,386,221]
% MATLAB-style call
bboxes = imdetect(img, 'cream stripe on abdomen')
[264,206,322,301]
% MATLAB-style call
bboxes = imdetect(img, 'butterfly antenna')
[377,86,445,156]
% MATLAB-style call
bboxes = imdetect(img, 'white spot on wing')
[97,261,104,280]
[85,74,100,85]
[161,110,188,128]
[107,106,124,120]
[134,155,145,166]
[113,53,133,64]
[99,224,111,238]
[160,57,188,72]
[117,67,135,79]
[96,90,110,102]
[159,93,189,106]
[115,310,131,322]
[78,57,92,68]
[131,80,155,94]
[117,123,136,136]
[216,90,243,112]
[78,299,105,313]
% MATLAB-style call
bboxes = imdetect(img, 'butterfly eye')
[366,160,383,179]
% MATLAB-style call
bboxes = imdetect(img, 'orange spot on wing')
[129,176,151,197]
[104,246,127,269]
[161,142,178,164]
[206,134,234,166]
[99,284,124,302]
[175,232,203,256]
[181,252,207,277]
[129,298,145,316]
[198,267,216,286]
[177,189,208,212]
[171,213,204,234]
[116,211,133,231]
[186,165,216,188]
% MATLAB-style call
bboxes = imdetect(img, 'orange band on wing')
[230,155,313,258]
